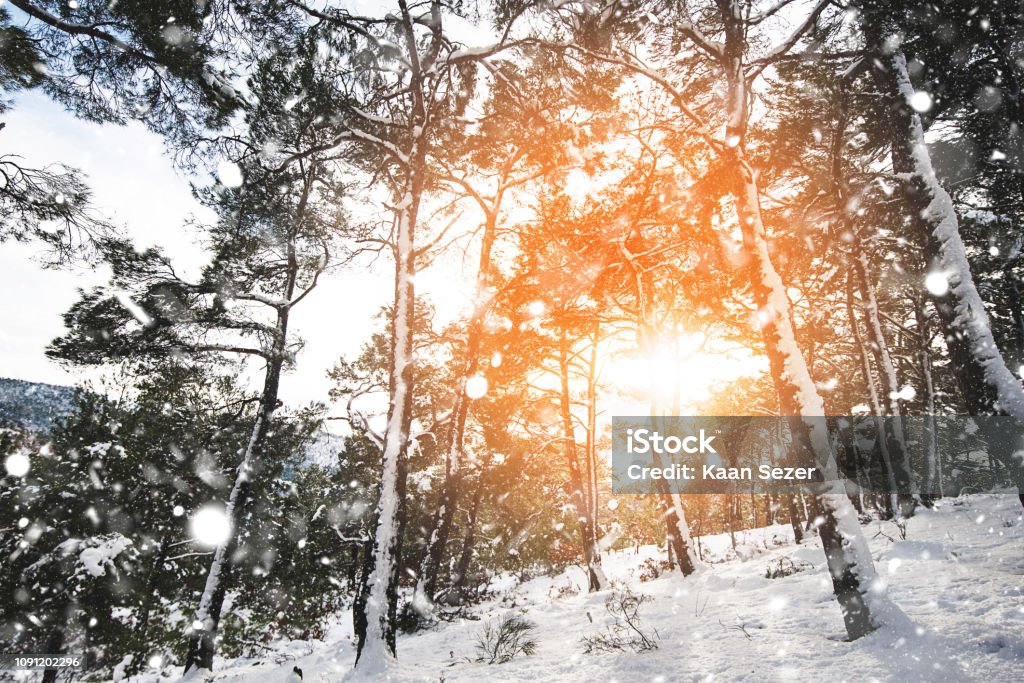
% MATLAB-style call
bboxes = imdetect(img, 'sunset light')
[2,1,1022,681]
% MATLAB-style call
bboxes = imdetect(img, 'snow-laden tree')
[0,367,273,679]
[858,2,1024,509]
[514,0,892,639]
[271,0,544,670]
[47,44,347,669]
[0,0,243,262]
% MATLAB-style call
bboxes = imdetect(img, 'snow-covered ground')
[153,494,1024,682]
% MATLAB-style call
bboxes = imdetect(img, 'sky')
[0,90,396,410]
[0,41,764,427]
[0,90,763,426]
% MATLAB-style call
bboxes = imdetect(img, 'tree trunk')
[851,256,919,514]
[558,328,607,592]
[182,168,316,674]
[184,343,286,672]
[40,626,64,683]
[912,294,942,504]
[846,273,900,519]
[723,83,881,639]
[414,201,500,607]
[584,322,601,555]
[830,79,918,514]
[353,153,420,669]
[451,475,484,595]
[861,6,1024,508]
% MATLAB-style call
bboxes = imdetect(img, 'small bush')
[637,557,671,582]
[474,613,538,664]
[581,586,660,653]
[397,600,435,633]
[765,556,813,579]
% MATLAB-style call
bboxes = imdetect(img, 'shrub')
[637,557,671,582]
[581,586,660,653]
[474,613,538,664]
[764,556,813,579]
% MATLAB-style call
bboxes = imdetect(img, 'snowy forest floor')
[152,494,1023,682]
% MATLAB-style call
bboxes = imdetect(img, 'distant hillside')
[0,377,75,433]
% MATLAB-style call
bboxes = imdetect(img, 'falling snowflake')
[909,91,933,113]
[4,451,30,477]
[217,161,244,188]
[925,272,949,296]
[190,505,231,548]
[465,375,488,400]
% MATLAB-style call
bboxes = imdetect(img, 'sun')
[602,331,765,417]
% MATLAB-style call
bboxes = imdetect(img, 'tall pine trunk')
[912,294,942,504]
[830,80,917,514]
[846,273,900,519]
[720,21,882,632]
[184,332,287,671]
[353,154,421,669]
[182,204,306,671]
[451,474,484,595]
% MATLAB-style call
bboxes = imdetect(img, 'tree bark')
[558,328,607,592]
[353,151,420,668]
[182,183,309,670]
[414,197,499,607]
[451,475,484,596]
[830,78,918,514]
[846,273,899,519]
[721,22,881,634]
[912,294,942,504]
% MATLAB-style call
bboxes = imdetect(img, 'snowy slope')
[141,495,1023,682]
[0,377,73,433]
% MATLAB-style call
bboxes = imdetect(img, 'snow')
[190,505,232,548]
[925,272,950,296]
[909,91,933,113]
[355,178,420,673]
[892,51,1024,425]
[217,161,244,189]
[114,290,154,327]
[120,494,1024,682]
[50,534,134,579]
[464,375,488,400]
[4,449,31,477]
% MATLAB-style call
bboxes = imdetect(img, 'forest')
[1,0,1023,681]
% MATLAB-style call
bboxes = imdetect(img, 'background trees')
[1,0,1024,678]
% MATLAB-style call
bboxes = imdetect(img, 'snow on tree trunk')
[913,296,942,504]
[630,254,700,575]
[353,181,418,673]
[831,83,917,514]
[729,146,884,639]
[852,252,920,513]
[710,11,889,631]
[585,322,601,555]
[184,306,291,673]
[846,273,901,518]
[184,367,280,672]
[182,159,318,674]
[864,14,1024,505]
